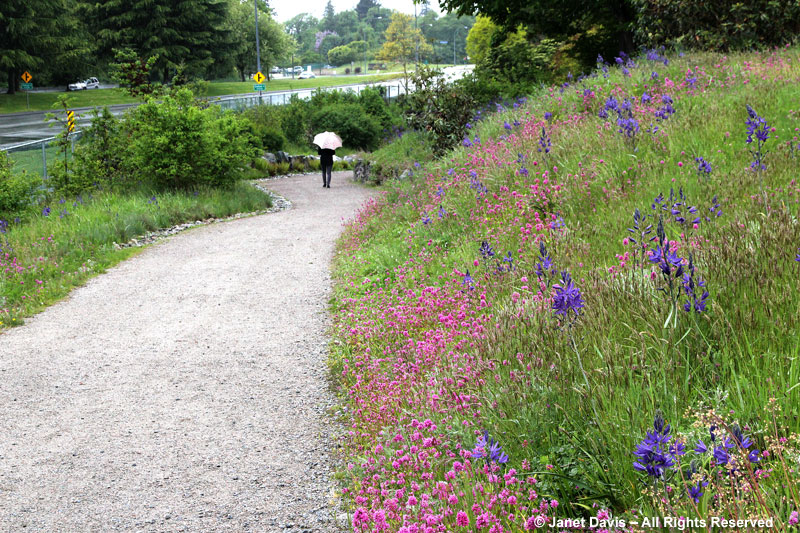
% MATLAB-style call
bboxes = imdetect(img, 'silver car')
[68,77,100,91]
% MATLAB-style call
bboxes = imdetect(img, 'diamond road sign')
[253,84,266,91]
[21,71,32,83]
[21,82,33,90]
[254,71,265,83]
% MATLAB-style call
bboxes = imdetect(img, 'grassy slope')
[331,47,800,528]
[0,181,272,329]
[0,73,403,114]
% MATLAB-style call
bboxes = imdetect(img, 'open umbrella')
[312,131,343,150]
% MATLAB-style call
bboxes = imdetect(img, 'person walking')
[312,131,343,189]
[317,147,335,188]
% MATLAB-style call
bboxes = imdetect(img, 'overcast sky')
[270,0,442,22]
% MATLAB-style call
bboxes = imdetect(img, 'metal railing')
[2,82,406,176]
[3,133,82,178]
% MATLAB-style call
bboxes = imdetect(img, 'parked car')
[293,66,303,74]
[269,66,281,74]
[298,71,316,79]
[68,77,100,91]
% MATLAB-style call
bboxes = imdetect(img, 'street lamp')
[453,25,468,66]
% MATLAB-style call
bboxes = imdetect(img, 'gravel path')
[0,172,371,532]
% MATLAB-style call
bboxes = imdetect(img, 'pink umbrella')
[312,131,343,150]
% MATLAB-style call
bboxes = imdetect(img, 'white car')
[68,77,100,91]
[298,71,315,79]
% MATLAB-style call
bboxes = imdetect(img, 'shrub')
[276,162,290,175]
[345,68,351,75]
[308,158,321,172]
[70,107,127,193]
[124,88,257,190]
[0,152,39,216]
[310,103,382,151]
[633,0,800,50]
[402,67,476,155]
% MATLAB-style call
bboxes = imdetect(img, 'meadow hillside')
[331,46,800,531]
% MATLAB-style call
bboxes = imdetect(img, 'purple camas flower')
[42,207,51,217]
[538,127,551,154]
[651,71,659,80]
[641,92,651,104]
[438,205,446,219]
[633,412,681,479]
[461,269,474,289]
[745,104,770,171]
[462,137,472,147]
[472,430,508,464]
[795,248,800,262]
[695,156,712,176]
[552,271,584,317]
[503,121,512,131]
[479,240,495,260]
[544,111,553,122]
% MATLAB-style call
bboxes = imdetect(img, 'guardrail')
[2,82,406,176]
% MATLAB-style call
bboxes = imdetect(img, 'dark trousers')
[322,163,333,187]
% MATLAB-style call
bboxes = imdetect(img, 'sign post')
[21,71,33,109]
[253,71,265,104]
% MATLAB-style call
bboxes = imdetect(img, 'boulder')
[353,160,370,183]
[275,151,290,163]
[262,152,277,164]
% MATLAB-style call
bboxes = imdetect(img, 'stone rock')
[343,155,359,164]
[332,155,341,162]
[262,152,277,164]
[353,160,370,183]
[275,151,290,163]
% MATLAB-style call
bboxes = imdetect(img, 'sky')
[270,0,442,22]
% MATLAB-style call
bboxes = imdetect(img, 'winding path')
[0,172,371,532]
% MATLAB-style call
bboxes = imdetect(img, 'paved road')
[0,172,373,532]
[0,66,474,150]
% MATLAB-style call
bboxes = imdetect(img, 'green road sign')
[253,84,266,91]
[21,83,33,90]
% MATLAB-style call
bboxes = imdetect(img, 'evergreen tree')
[83,0,234,82]
[355,0,380,18]
[322,1,335,30]
[1,0,87,93]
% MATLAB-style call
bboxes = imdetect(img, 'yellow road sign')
[67,111,75,120]
[21,71,32,83]
[254,71,265,83]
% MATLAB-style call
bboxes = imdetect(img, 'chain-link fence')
[3,133,82,178]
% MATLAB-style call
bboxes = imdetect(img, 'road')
[0,66,473,150]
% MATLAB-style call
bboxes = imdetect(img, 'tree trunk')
[8,70,16,95]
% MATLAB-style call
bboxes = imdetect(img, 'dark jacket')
[318,148,335,167]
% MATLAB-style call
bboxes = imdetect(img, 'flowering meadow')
[331,46,800,531]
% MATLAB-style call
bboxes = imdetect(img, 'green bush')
[308,158,321,172]
[0,152,39,216]
[276,162,290,175]
[124,89,257,190]
[70,107,127,193]
[633,0,800,50]
[402,67,476,156]
[310,103,382,151]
